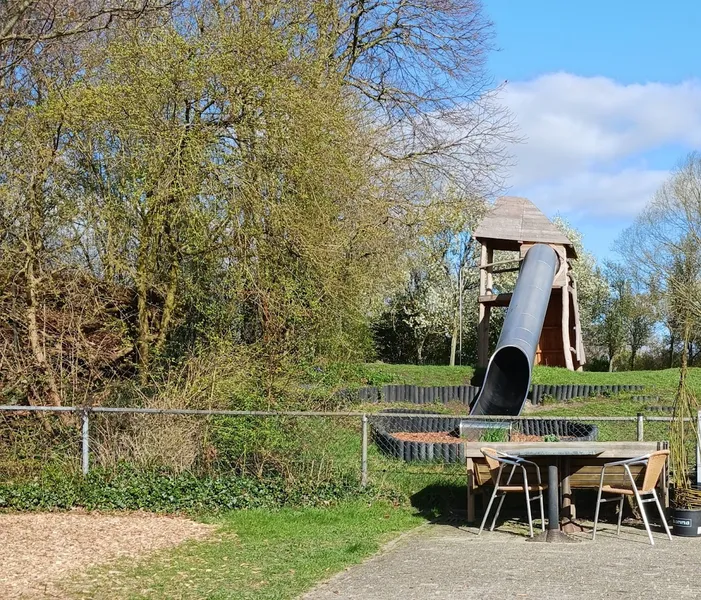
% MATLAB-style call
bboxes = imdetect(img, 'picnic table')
[465,441,668,541]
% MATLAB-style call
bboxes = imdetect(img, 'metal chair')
[592,450,672,546]
[478,447,547,538]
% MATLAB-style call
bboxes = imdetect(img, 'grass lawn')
[356,362,695,443]
[359,363,475,386]
[59,501,424,600]
[360,362,699,399]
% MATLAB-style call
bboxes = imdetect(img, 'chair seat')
[498,484,547,492]
[594,449,672,546]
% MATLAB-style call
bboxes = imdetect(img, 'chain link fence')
[2,406,695,491]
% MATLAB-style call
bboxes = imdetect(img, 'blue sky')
[484,0,701,261]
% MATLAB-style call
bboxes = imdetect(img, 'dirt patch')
[0,511,214,599]
[392,432,462,444]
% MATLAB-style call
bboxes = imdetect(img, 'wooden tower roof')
[474,196,577,258]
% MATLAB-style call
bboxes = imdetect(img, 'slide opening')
[471,346,531,416]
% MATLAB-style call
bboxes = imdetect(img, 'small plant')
[543,434,560,442]
[479,428,509,443]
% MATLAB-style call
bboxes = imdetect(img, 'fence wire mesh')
[0,410,82,479]
[0,406,694,490]
[86,412,363,483]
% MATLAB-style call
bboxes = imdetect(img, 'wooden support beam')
[570,277,586,367]
[485,247,494,294]
[490,266,521,275]
[479,244,488,296]
[477,244,491,368]
[478,293,513,307]
[479,257,523,270]
[561,283,574,370]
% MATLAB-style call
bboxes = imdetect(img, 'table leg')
[547,464,559,530]
[561,458,586,533]
[528,462,579,543]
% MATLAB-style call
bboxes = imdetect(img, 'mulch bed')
[391,431,463,444]
[0,510,214,599]
[510,432,548,442]
[392,431,558,444]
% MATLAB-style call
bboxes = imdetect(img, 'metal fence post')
[636,413,644,441]
[697,410,701,487]
[81,408,90,476]
[361,414,368,487]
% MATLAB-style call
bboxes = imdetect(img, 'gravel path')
[303,521,698,600]
[0,511,213,599]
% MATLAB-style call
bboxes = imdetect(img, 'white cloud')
[521,168,669,219]
[498,73,701,217]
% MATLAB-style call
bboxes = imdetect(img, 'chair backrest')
[480,447,501,484]
[642,449,669,492]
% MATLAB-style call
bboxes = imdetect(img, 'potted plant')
[668,324,701,536]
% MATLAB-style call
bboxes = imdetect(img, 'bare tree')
[332,0,514,196]
[0,1,173,78]
[618,153,701,363]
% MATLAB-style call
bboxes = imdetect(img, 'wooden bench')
[465,441,668,523]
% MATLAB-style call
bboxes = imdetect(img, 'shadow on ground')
[409,483,665,535]
[410,483,467,521]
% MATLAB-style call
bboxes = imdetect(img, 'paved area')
[303,521,698,599]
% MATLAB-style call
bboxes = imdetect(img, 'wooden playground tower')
[474,196,585,371]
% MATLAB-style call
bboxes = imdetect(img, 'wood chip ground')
[0,511,214,599]
[391,432,463,444]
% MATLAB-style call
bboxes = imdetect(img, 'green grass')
[531,365,699,396]
[59,501,423,600]
[358,362,700,399]
[359,363,475,386]
[525,394,664,441]
[530,395,653,417]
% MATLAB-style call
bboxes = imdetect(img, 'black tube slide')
[470,244,559,416]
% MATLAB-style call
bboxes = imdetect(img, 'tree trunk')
[608,353,614,372]
[153,259,178,356]
[449,314,458,366]
[25,173,63,408]
[136,275,151,385]
[669,332,675,369]
[630,348,636,370]
[25,258,62,407]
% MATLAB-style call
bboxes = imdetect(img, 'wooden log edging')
[529,384,645,404]
[352,383,646,405]
[371,410,598,463]
[515,418,598,441]
[370,409,465,464]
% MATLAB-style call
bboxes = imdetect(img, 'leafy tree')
[0,0,513,404]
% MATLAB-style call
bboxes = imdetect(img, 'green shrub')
[0,464,374,513]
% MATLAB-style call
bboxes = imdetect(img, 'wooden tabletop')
[463,441,665,459]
